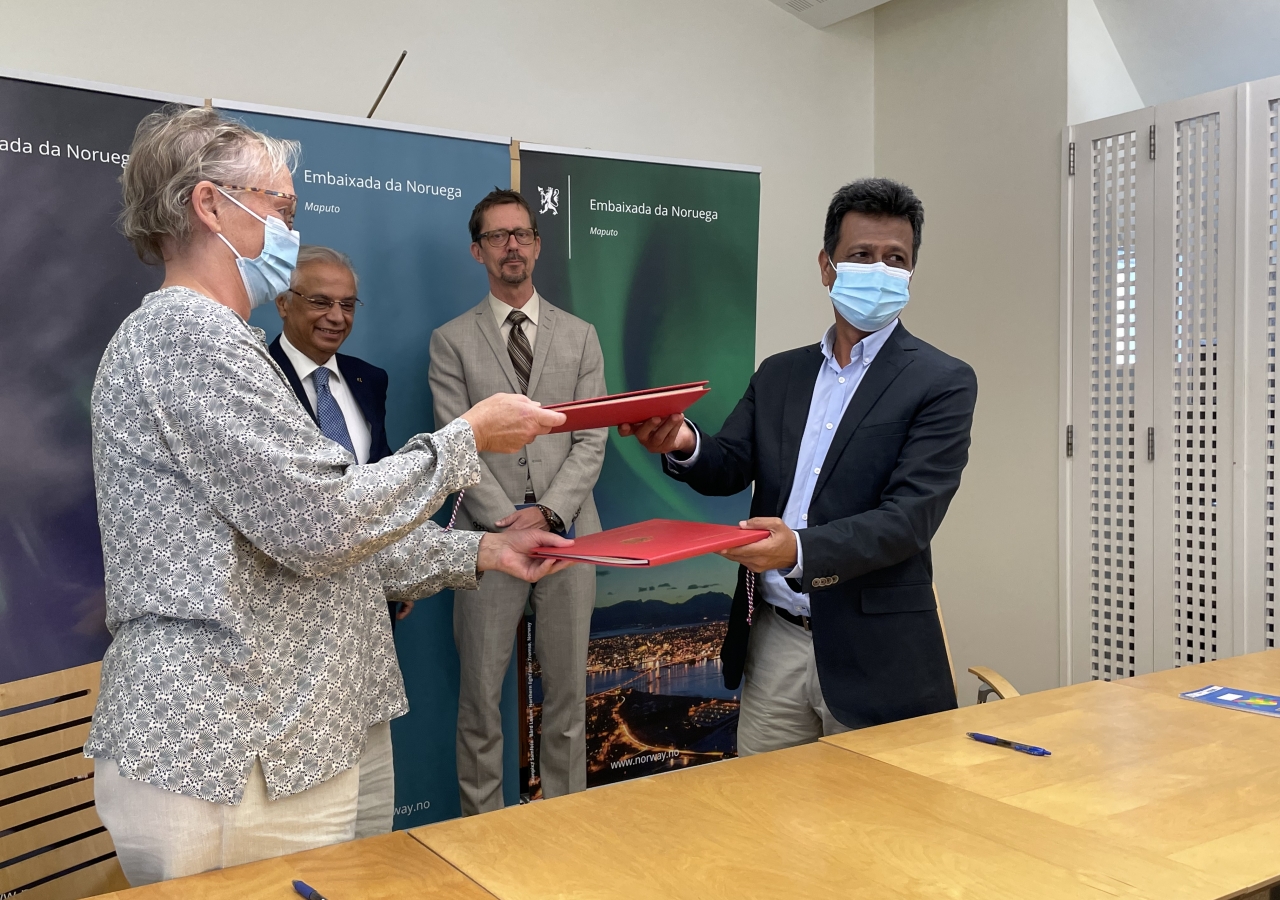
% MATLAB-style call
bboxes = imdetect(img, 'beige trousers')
[454,564,596,815]
[354,720,395,839]
[735,605,852,756]
[96,723,394,886]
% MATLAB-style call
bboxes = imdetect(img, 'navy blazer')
[664,322,978,729]
[268,336,393,464]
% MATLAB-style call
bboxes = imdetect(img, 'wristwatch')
[536,504,565,532]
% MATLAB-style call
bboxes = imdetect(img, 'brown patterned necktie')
[506,309,533,395]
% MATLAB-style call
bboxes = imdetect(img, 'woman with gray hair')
[86,105,571,884]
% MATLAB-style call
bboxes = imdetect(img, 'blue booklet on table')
[1181,685,1280,718]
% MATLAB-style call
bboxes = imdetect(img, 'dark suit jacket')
[663,322,978,729]
[268,336,392,464]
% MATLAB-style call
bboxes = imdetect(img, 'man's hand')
[495,506,550,532]
[395,600,415,620]
[718,517,798,574]
[462,393,567,454]
[617,414,696,456]
[477,529,577,582]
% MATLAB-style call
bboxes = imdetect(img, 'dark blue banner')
[0,73,179,685]
[225,103,513,827]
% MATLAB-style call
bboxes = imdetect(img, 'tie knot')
[312,367,331,388]
[507,309,529,326]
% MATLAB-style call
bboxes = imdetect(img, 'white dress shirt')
[670,319,899,616]
[278,331,373,464]
[489,291,540,352]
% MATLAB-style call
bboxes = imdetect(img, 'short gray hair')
[292,245,359,291]
[118,105,300,265]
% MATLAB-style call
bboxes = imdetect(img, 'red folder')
[531,518,769,567]
[543,382,709,434]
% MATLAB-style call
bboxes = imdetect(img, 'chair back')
[0,661,128,899]
[932,582,960,702]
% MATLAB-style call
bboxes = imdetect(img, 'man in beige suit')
[430,189,607,815]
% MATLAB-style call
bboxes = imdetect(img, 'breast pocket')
[860,583,936,614]
[534,367,578,402]
[855,418,912,439]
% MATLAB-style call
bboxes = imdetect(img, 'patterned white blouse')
[85,286,483,804]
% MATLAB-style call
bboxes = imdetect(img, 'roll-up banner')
[219,100,512,827]
[0,71,185,684]
[517,145,760,794]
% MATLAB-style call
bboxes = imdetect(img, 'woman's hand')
[477,528,578,582]
[462,394,567,453]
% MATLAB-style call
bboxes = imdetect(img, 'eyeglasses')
[214,182,298,229]
[476,227,538,247]
[286,289,362,314]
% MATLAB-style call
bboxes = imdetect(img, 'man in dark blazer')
[269,249,405,616]
[269,245,392,468]
[620,178,977,754]
[267,244,400,841]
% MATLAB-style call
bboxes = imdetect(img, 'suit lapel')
[337,356,373,425]
[475,300,522,394]
[269,337,317,423]
[811,324,916,499]
[775,347,824,516]
[525,300,556,398]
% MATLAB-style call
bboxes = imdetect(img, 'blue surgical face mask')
[215,188,300,310]
[827,260,911,332]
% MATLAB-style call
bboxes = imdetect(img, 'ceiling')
[766,0,885,29]
[1091,0,1280,105]
[768,0,1280,108]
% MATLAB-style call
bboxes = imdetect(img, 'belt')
[772,603,812,631]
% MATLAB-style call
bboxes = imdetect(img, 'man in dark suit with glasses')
[270,244,393,475]
[267,243,403,841]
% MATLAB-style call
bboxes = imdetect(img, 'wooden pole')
[367,50,407,118]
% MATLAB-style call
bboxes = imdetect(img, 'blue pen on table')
[966,732,1051,757]
[293,879,329,900]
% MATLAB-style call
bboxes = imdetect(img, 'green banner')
[519,147,760,791]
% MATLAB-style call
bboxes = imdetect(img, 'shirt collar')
[489,291,540,328]
[279,331,341,384]
[820,317,898,372]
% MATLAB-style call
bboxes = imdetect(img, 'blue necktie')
[312,367,355,456]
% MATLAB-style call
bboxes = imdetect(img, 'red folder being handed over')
[543,382,709,434]
[530,519,769,567]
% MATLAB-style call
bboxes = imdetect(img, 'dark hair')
[468,188,537,243]
[823,177,924,266]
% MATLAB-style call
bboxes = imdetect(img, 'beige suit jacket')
[429,294,607,535]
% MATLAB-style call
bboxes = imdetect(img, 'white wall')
[873,0,1069,700]
[1067,0,1143,125]
[0,0,875,364]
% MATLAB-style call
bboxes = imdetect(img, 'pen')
[966,731,1051,757]
[292,879,329,900]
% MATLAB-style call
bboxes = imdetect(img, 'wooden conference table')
[100,652,1280,900]
[91,832,494,900]
[822,652,1280,897]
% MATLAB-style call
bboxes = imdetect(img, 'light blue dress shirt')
[670,319,898,616]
